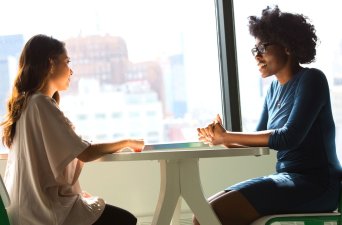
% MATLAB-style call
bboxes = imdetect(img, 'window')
[0,0,224,153]
[233,0,342,161]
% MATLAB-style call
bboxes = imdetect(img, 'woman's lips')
[258,62,267,71]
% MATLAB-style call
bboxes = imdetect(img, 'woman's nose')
[70,69,73,76]
[255,53,263,61]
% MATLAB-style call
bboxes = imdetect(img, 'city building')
[0,34,24,118]
[0,34,24,59]
[0,57,17,117]
[65,35,129,94]
[161,54,187,118]
[60,79,164,144]
[0,34,24,153]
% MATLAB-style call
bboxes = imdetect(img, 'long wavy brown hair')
[1,34,65,148]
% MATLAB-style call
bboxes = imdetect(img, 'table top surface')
[96,146,270,162]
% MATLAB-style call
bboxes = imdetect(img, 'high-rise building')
[0,57,18,118]
[61,80,164,144]
[162,54,187,118]
[0,34,24,59]
[61,35,166,143]
[0,59,10,116]
[0,34,24,117]
[0,34,24,153]
[65,35,166,113]
[331,40,342,127]
[126,61,164,103]
[65,35,129,93]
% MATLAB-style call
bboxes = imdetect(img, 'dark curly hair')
[248,6,318,64]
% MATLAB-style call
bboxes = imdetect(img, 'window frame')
[216,0,242,131]
[0,0,242,156]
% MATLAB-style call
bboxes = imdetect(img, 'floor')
[137,213,193,225]
[137,215,337,225]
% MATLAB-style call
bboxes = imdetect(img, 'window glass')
[234,1,342,161]
[0,0,222,153]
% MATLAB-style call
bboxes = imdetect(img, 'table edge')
[96,147,270,162]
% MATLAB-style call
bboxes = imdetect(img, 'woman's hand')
[197,114,227,146]
[127,139,145,152]
[81,191,92,198]
[79,139,145,162]
[197,114,272,148]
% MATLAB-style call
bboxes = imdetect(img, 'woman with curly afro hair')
[196,6,341,225]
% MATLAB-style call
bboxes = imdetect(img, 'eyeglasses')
[251,43,274,57]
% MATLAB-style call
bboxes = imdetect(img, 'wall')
[0,151,276,217]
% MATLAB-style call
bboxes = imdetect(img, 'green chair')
[0,174,10,225]
[250,184,342,225]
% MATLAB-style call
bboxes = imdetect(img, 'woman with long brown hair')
[1,34,144,225]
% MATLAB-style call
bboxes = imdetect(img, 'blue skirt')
[227,171,340,215]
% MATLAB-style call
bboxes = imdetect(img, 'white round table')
[97,147,270,225]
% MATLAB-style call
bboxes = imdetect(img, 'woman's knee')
[192,215,200,225]
[209,191,260,225]
[117,208,137,225]
[126,215,137,225]
[93,204,137,225]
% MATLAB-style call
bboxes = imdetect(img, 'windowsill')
[0,154,8,160]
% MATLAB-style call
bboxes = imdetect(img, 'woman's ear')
[285,48,291,55]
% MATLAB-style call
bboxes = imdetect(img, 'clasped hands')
[197,114,227,146]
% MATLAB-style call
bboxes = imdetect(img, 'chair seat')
[250,212,341,225]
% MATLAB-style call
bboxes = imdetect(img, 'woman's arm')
[198,120,272,148]
[220,129,272,147]
[197,115,273,148]
[269,69,328,150]
[256,98,268,131]
[77,139,144,162]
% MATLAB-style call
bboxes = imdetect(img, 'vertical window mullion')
[216,0,242,131]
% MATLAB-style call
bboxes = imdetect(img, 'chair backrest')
[0,174,10,207]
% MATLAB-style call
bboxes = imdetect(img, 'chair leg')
[0,196,10,225]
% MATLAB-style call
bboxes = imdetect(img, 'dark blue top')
[256,68,341,174]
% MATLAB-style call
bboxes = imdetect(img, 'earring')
[49,65,55,75]
[49,58,55,75]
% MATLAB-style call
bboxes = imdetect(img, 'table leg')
[171,197,182,225]
[179,158,222,225]
[152,160,181,225]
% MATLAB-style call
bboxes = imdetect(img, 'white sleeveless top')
[4,92,105,225]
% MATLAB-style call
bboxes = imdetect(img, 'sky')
[0,0,203,61]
